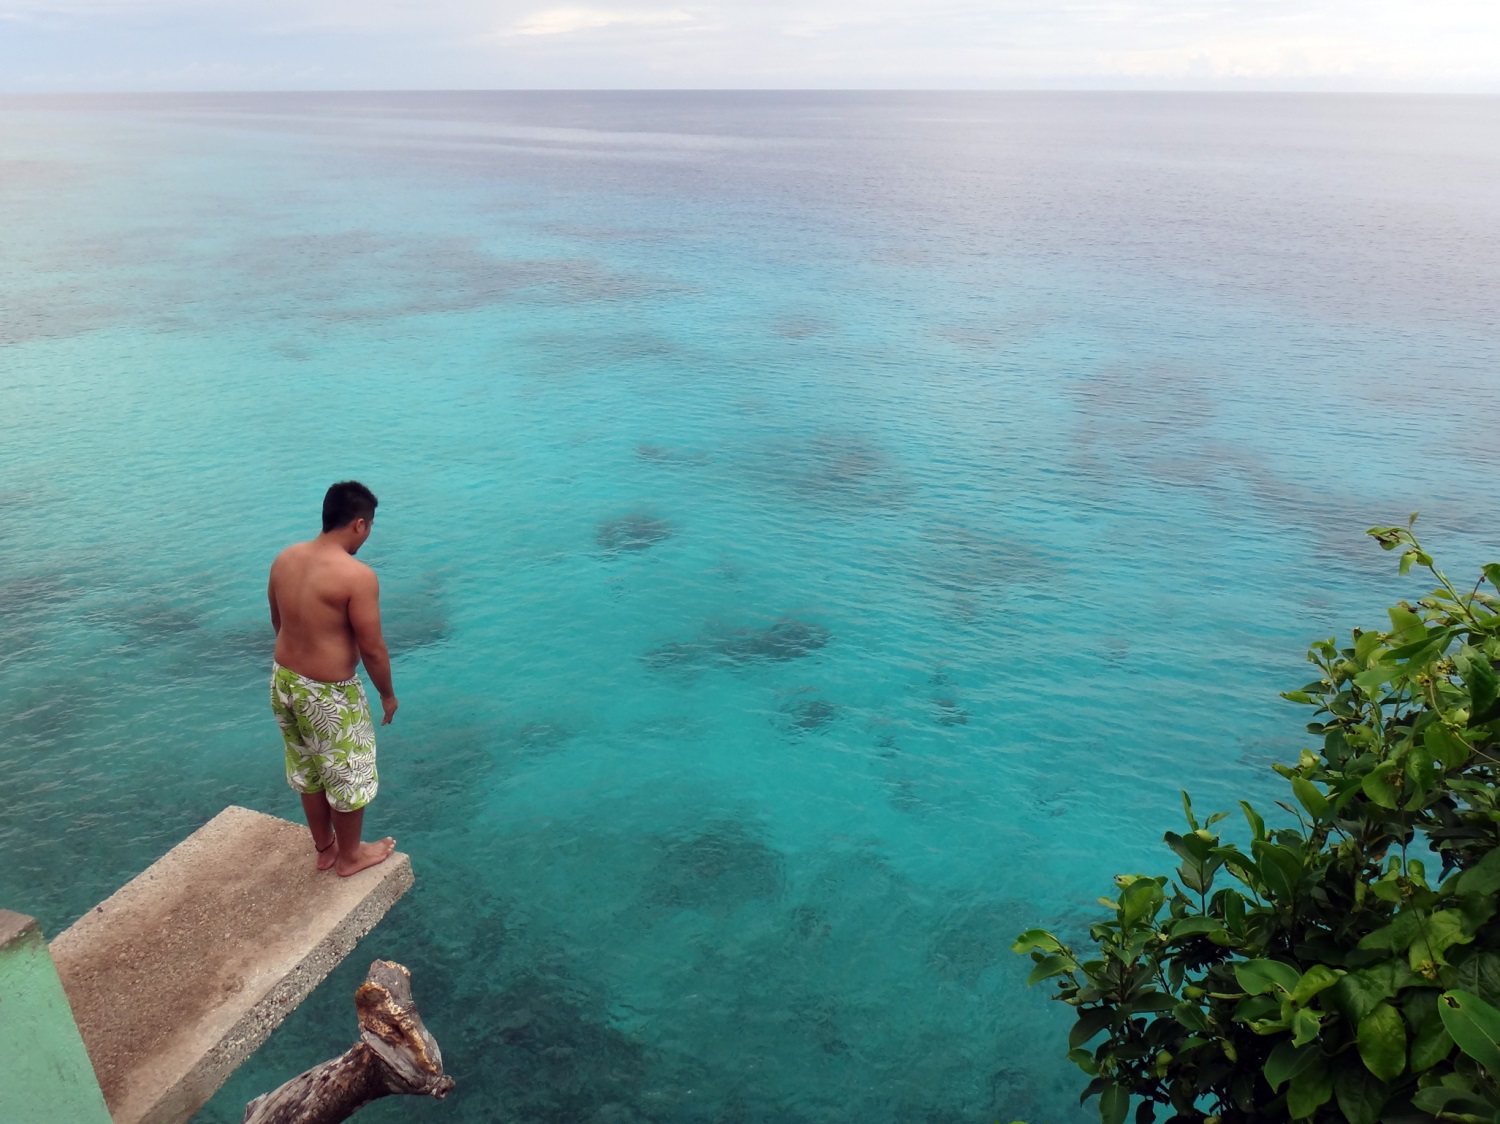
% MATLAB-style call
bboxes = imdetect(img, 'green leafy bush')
[1016,521,1500,1123]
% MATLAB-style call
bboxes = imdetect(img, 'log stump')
[242,960,454,1124]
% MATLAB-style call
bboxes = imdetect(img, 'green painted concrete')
[0,911,112,1124]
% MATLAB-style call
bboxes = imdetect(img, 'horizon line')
[4,86,1499,97]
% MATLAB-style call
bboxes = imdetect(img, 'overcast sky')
[1,0,1497,92]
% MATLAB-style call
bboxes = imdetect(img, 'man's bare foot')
[337,837,396,877]
[315,837,337,872]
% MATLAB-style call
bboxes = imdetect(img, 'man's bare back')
[268,481,397,877]
[269,541,392,698]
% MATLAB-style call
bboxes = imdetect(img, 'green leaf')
[1410,1080,1494,1116]
[1411,1083,1497,1118]
[1333,1058,1387,1124]
[1291,964,1344,1006]
[1354,662,1402,691]
[1119,879,1163,928]
[1239,801,1266,842]
[1286,1054,1333,1120]
[1439,989,1500,1073]
[1165,916,1224,940]
[1164,832,1224,895]
[1409,910,1474,975]
[1221,889,1247,935]
[1252,841,1302,901]
[1068,1008,1116,1050]
[1456,850,1500,897]
[1069,1007,1114,1050]
[1370,874,1405,904]
[1218,849,1262,897]
[1426,723,1470,769]
[1387,604,1426,643]
[1235,993,1280,1027]
[1358,911,1423,954]
[1292,1007,1321,1047]
[1264,1040,1319,1093]
[1290,777,1329,820]
[1460,647,1500,722]
[1066,1046,1099,1075]
[1098,1083,1128,1124]
[1457,887,1497,932]
[1173,1001,1209,1032]
[1361,762,1400,810]
[1409,1030,1453,1074]
[1130,991,1177,1014]
[1453,951,1500,1005]
[1235,959,1301,997]
[1332,965,1399,1024]
[1012,929,1065,955]
[1387,627,1451,662]
[1401,746,1437,809]
[1180,790,1198,831]
[1164,830,1208,863]
[1027,954,1075,986]
[1356,1002,1407,1081]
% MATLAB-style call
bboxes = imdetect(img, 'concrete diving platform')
[47,805,412,1124]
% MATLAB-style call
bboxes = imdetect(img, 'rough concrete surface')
[0,908,40,949]
[50,805,413,1124]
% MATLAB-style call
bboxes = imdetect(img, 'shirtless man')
[267,480,398,876]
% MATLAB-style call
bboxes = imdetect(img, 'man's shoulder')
[338,554,377,586]
[270,542,304,571]
[336,557,378,607]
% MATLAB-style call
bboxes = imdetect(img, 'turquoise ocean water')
[2,92,1499,1122]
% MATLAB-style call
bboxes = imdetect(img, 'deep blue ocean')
[2,92,1498,1123]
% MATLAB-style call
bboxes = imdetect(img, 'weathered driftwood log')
[243,960,455,1124]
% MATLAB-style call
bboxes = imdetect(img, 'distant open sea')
[2,92,1498,1123]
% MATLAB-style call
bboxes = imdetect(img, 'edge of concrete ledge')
[153,850,413,1124]
[0,908,41,950]
[51,805,413,1124]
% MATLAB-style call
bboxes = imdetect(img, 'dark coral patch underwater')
[635,445,710,466]
[930,698,969,727]
[774,693,841,738]
[597,513,675,554]
[641,618,831,672]
[643,821,786,915]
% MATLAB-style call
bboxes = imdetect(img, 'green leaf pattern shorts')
[270,661,379,812]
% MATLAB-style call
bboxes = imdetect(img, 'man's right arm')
[267,558,282,635]
[348,567,398,725]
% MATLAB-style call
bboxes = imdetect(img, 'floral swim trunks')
[269,661,378,813]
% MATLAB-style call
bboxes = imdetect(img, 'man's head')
[322,480,378,552]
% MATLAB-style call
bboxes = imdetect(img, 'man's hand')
[381,694,398,726]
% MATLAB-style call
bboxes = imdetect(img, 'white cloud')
[505,6,692,37]
[1099,39,1432,81]
[1,0,1498,90]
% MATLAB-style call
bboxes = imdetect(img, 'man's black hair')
[322,481,378,533]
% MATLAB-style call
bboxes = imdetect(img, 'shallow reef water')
[2,92,1499,1123]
